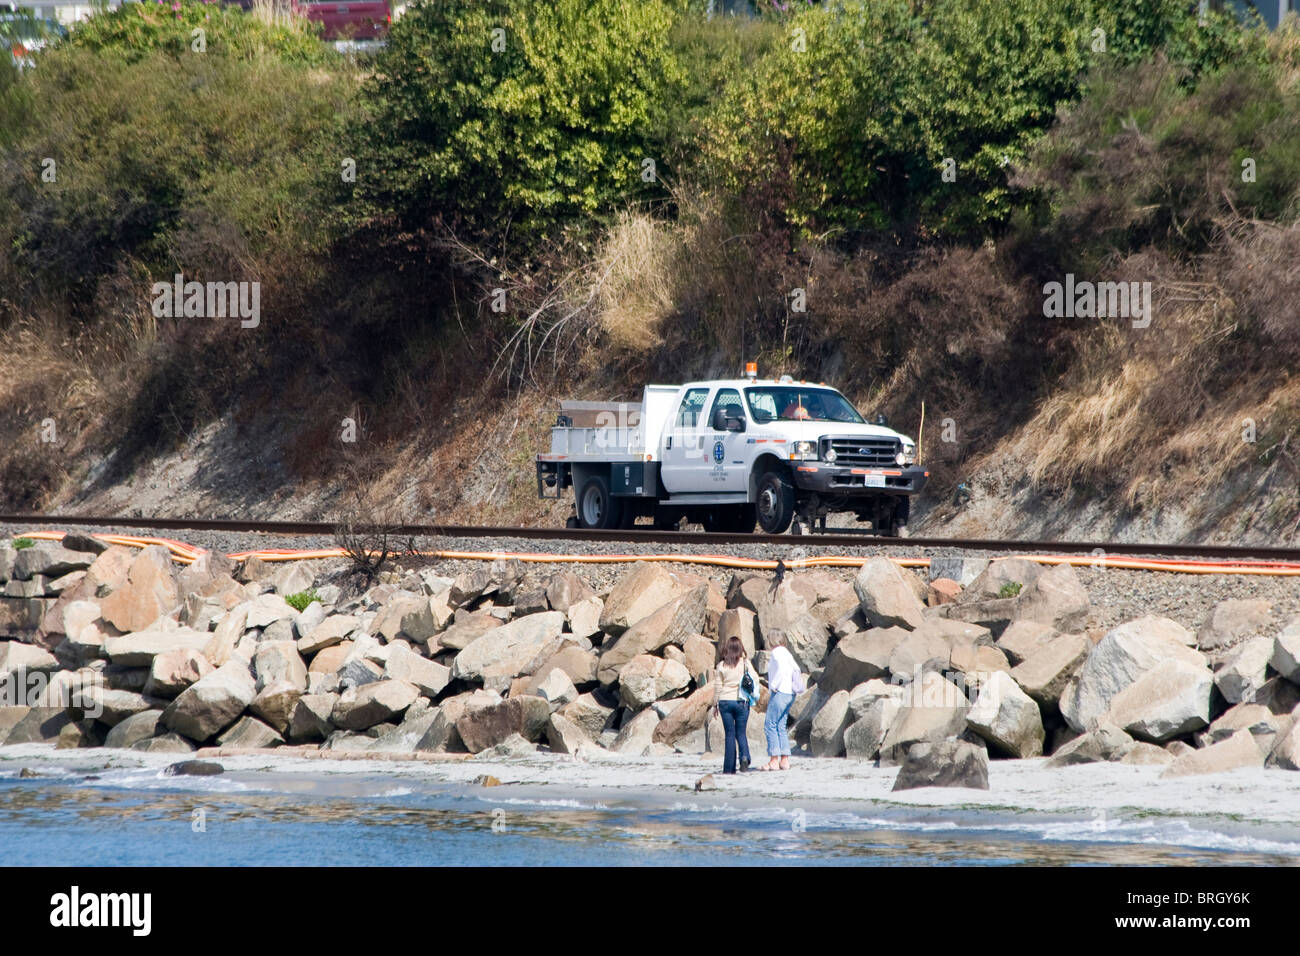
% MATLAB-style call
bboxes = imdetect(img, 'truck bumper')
[790,463,929,497]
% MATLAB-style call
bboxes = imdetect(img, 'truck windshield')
[745,387,865,424]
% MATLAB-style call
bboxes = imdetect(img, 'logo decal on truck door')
[713,441,725,463]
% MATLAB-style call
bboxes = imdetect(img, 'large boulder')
[297,614,359,656]
[1214,637,1273,705]
[13,542,93,582]
[887,629,951,681]
[250,680,303,735]
[618,654,690,709]
[98,546,179,633]
[996,621,1058,666]
[717,608,757,659]
[596,586,707,684]
[331,679,420,731]
[1009,633,1089,708]
[1103,657,1213,741]
[892,739,990,791]
[854,557,925,631]
[103,627,210,668]
[450,611,566,683]
[288,693,338,743]
[1059,617,1205,733]
[651,683,713,745]
[545,572,596,614]
[962,558,1044,601]
[1040,723,1133,770]
[69,686,152,727]
[610,708,661,753]
[454,695,551,752]
[809,689,853,757]
[161,661,258,742]
[216,716,284,749]
[844,696,903,760]
[818,629,894,694]
[545,712,594,754]
[599,564,687,636]
[1161,729,1265,778]
[878,672,971,766]
[1270,618,1300,684]
[104,709,163,748]
[533,667,579,709]
[0,640,59,678]
[384,645,451,698]
[145,647,214,698]
[557,693,615,739]
[437,612,503,652]
[1266,719,1300,770]
[966,670,1044,758]
[253,641,309,693]
[1197,599,1272,651]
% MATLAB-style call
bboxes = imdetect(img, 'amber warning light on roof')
[744,362,758,379]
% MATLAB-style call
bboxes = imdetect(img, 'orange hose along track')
[15,530,1300,575]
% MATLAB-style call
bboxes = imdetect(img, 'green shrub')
[998,581,1023,599]
[0,43,357,314]
[354,0,686,245]
[66,0,327,65]
[284,587,319,611]
[11,537,34,550]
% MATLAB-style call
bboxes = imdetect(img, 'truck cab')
[537,372,928,535]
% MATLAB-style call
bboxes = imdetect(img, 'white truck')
[536,370,928,535]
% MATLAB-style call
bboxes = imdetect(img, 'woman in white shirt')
[763,629,799,771]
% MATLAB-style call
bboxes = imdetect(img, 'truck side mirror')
[711,406,745,432]
[875,413,888,426]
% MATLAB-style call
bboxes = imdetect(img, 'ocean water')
[3,761,1299,866]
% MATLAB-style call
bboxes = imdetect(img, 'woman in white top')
[763,629,799,771]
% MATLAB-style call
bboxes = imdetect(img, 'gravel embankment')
[4,521,1299,634]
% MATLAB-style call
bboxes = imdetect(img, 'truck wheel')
[755,470,795,534]
[577,475,623,530]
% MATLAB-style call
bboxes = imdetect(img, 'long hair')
[722,635,744,667]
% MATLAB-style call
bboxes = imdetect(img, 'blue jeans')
[765,691,795,757]
[718,700,751,773]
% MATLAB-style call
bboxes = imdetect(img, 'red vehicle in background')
[293,0,389,41]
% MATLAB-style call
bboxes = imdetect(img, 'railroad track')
[2,513,1298,563]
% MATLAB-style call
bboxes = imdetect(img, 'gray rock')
[809,689,853,757]
[844,695,903,760]
[1162,730,1265,778]
[331,680,420,731]
[161,660,258,742]
[892,739,989,791]
[104,709,163,748]
[1197,599,1272,651]
[288,693,337,743]
[216,716,284,748]
[451,611,566,683]
[1103,657,1213,742]
[966,670,1044,758]
[1215,637,1273,705]
[854,557,925,630]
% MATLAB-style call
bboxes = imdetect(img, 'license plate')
[862,474,887,488]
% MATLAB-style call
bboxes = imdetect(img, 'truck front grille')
[823,436,900,467]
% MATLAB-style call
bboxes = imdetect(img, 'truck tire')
[755,470,795,534]
[577,474,623,530]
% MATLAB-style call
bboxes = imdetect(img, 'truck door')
[660,386,712,493]
[699,387,749,493]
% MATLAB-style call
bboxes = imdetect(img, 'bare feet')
[779,756,791,771]
[762,759,780,771]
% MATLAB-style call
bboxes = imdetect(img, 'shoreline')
[3,743,1299,863]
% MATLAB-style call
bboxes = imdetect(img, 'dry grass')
[595,211,678,354]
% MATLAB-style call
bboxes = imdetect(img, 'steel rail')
[1,513,1297,562]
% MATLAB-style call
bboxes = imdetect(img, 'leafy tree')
[354,0,687,245]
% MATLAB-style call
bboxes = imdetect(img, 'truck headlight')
[791,440,816,459]
[896,442,916,466]
[823,447,837,463]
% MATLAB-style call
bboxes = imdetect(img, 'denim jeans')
[765,690,795,757]
[718,699,751,773]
